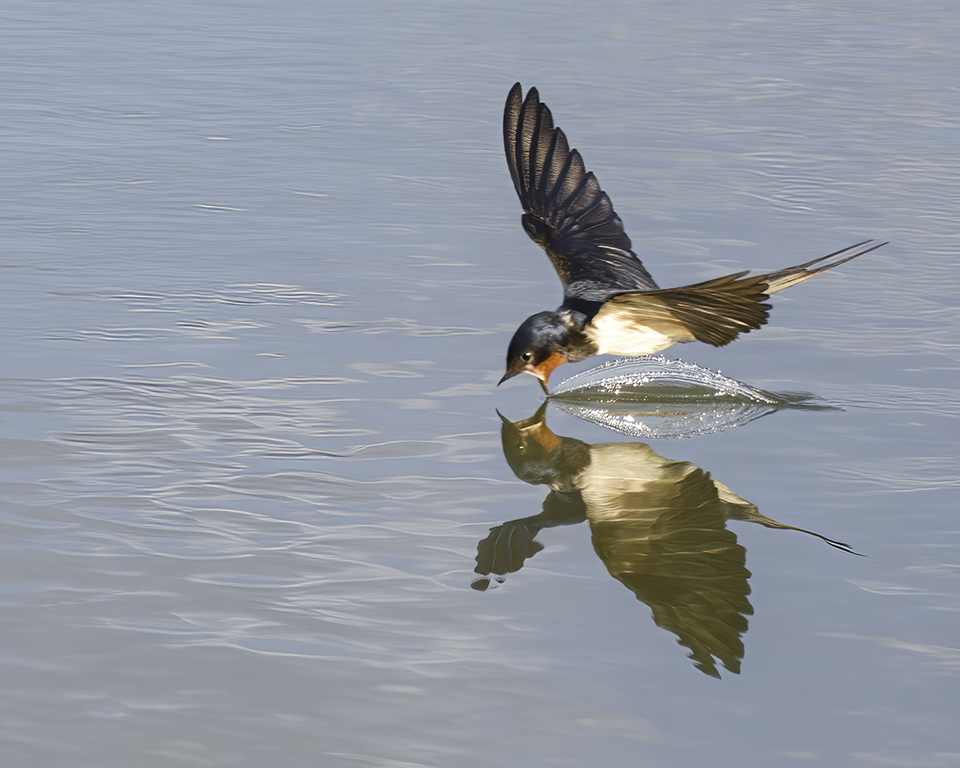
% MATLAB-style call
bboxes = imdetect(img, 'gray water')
[3,2,959,766]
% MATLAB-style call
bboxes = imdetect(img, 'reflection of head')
[498,405,590,488]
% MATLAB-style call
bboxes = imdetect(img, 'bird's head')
[498,311,571,392]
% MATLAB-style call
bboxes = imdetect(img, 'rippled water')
[3,2,959,766]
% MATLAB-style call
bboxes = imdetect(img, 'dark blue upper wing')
[504,83,659,303]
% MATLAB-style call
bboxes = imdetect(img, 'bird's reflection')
[475,404,856,678]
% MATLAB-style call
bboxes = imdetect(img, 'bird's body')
[498,83,886,390]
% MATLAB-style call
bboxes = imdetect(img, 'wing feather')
[596,271,772,349]
[504,83,659,303]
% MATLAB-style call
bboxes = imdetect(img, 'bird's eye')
[521,351,532,362]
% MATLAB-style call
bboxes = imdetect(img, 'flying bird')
[498,82,886,391]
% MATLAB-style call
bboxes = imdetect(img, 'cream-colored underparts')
[587,311,684,356]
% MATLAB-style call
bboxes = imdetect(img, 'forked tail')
[600,240,887,349]
[760,239,887,295]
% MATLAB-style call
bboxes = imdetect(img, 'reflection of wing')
[580,444,753,678]
[472,492,588,591]
[504,83,659,303]
[473,520,545,591]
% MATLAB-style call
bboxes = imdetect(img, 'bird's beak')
[498,366,551,393]
[498,369,520,386]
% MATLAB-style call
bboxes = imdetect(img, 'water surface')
[2,2,959,766]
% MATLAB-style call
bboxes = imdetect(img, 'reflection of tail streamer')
[731,505,863,556]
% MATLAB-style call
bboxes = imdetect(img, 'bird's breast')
[586,311,684,356]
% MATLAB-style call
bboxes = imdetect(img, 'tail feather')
[600,240,886,349]
[760,240,887,295]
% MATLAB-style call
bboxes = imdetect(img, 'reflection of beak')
[496,402,549,430]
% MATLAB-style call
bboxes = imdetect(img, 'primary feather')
[504,83,659,302]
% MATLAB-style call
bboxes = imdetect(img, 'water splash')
[548,356,832,439]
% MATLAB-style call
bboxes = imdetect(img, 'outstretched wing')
[504,83,659,304]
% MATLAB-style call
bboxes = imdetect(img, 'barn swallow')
[498,83,887,391]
